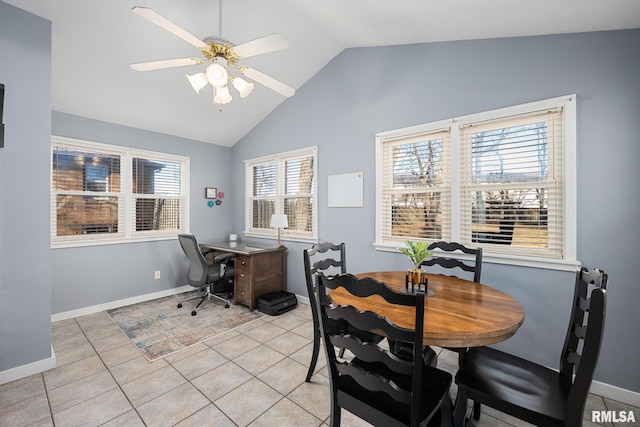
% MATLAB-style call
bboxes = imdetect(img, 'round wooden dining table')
[329,271,525,348]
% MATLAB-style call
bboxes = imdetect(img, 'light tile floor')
[1,302,638,427]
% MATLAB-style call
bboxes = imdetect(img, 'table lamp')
[270,213,288,247]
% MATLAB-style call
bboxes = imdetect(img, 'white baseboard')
[590,380,640,408]
[297,295,310,306]
[0,346,56,386]
[51,285,192,322]
[2,287,193,385]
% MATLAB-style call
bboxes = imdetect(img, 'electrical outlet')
[154,270,161,280]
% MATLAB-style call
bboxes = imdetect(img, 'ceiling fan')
[130,4,295,107]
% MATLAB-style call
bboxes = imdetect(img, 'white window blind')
[51,137,188,247]
[375,95,576,267]
[248,161,277,231]
[380,129,451,244]
[131,155,185,237]
[460,108,564,258]
[245,147,317,242]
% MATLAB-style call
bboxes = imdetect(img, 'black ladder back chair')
[453,267,608,427]
[421,241,483,283]
[177,233,235,316]
[317,273,453,427]
[303,242,383,381]
[393,241,483,368]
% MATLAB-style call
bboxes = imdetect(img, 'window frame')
[51,136,189,248]
[375,95,577,271]
[244,146,318,244]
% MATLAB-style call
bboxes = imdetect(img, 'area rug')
[107,291,264,361]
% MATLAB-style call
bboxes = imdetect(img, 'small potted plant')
[398,240,432,284]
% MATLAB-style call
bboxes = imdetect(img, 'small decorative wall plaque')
[205,187,217,199]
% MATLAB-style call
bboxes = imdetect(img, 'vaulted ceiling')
[5,0,640,146]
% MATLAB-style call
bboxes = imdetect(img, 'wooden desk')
[329,271,524,348]
[201,241,287,311]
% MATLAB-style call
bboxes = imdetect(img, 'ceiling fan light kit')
[205,63,228,87]
[186,72,208,94]
[130,5,295,109]
[214,85,232,105]
[232,76,254,98]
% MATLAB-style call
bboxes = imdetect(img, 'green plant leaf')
[398,240,433,269]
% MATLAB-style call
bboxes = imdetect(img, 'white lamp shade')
[232,77,255,98]
[205,63,229,87]
[270,213,288,228]
[213,85,232,105]
[186,72,208,93]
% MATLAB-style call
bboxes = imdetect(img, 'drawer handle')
[241,261,246,265]
[241,290,245,295]
[240,273,245,278]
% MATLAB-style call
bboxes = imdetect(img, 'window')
[375,95,576,268]
[245,147,317,243]
[51,136,189,247]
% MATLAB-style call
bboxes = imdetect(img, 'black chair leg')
[439,392,454,427]
[305,329,320,382]
[472,401,481,422]
[453,386,468,427]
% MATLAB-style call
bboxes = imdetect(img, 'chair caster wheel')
[225,303,230,308]
[177,303,182,308]
[191,311,197,316]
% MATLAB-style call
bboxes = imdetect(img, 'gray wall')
[0,2,52,371]
[231,30,640,392]
[51,112,233,313]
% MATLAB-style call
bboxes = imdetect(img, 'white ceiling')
[5,0,640,147]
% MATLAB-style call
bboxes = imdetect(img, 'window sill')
[244,231,319,245]
[51,234,178,249]
[373,242,580,272]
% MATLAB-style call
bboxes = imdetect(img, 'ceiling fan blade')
[241,67,295,98]
[233,34,289,59]
[132,6,207,49]
[131,58,202,71]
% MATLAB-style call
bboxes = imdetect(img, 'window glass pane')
[135,198,182,231]
[52,147,121,192]
[284,197,313,232]
[393,138,444,189]
[471,189,548,247]
[252,199,275,228]
[285,157,314,195]
[390,192,442,239]
[56,195,119,236]
[132,158,181,195]
[253,163,276,197]
[471,122,548,184]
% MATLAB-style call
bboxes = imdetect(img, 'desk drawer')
[235,256,252,276]
[235,276,251,306]
[234,255,253,307]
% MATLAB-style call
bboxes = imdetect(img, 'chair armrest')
[199,245,215,256]
[213,252,236,263]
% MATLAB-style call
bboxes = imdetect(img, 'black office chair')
[303,242,384,382]
[177,233,235,316]
[453,267,608,427]
[317,273,453,427]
